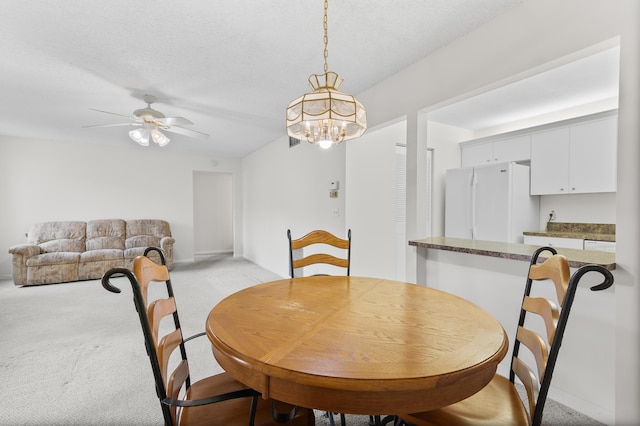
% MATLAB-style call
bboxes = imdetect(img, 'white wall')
[539,193,616,229]
[613,2,639,421]
[345,120,405,279]
[0,136,242,277]
[241,135,346,278]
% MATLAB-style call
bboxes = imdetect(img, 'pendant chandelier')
[286,0,367,149]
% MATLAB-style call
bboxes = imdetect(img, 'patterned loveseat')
[8,219,174,286]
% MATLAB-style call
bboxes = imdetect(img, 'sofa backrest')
[28,221,86,253]
[86,219,126,251]
[125,219,171,249]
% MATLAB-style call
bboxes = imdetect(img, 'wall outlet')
[549,210,556,221]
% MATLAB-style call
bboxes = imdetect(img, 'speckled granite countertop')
[409,237,616,270]
[523,222,615,242]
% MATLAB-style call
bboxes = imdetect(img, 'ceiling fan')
[84,94,209,146]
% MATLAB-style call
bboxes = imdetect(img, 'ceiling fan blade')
[165,125,209,139]
[89,108,133,119]
[82,122,138,128]
[159,116,194,126]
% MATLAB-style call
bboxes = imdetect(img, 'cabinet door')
[569,116,617,193]
[530,127,570,195]
[493,135,531,163]
[461,143,492,168]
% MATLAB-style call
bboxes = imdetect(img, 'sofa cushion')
[86,219,126,251]
[80,249,124,262]
[126,219,171,239]
[125,235,160,249]
[28,221,86,246]
[78,249,124,281]
[26,252,81,267]
[39,239,85,253]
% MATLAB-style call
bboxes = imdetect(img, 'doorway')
[193,171,233,259]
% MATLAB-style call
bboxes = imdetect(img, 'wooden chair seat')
[182,372,314,426]
[400,375,529,426]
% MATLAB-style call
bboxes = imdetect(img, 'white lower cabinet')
[524,235,584,249]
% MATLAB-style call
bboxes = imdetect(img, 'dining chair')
[287,229,351,278]
[101,247,315,426]
[287,229,351,426]
[397,246,614,426]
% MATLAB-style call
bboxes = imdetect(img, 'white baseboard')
[547,385,614,425]
[173,258,195,264]
[194,250,233,261]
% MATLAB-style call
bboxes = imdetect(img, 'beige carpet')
[0,255,603,425]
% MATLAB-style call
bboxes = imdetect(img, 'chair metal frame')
[397,246,614,426]
[514,246,614,425]
[102,247,299,426]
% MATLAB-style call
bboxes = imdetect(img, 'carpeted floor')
[0,255,604,425]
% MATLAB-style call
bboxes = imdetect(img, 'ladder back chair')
[102,247,315,426]
[287,229,351,278]
[398,246,614,426]
[287,230,351,426]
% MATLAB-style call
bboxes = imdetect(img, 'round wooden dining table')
[206,276,508,415]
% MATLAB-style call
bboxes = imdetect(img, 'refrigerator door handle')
[471,172,478,239]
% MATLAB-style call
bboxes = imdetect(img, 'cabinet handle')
[560,188,565,191]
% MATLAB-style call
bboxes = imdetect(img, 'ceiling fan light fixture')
[129,128,150,146]
[87,94,209,146]
[151,128,170,146]
[286,0,366,149]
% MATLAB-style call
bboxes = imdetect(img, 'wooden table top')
[206,276,508,415]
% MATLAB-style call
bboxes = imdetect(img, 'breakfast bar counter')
[409,237,616,270]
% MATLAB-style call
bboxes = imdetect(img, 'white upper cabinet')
[461,135,531,168]
[461,142,493,167]
[530,127,571,194]
[530,115,617,195]
[569,116,617,194]
[493,135,531,163]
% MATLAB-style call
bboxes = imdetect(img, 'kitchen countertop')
[523,222,615,242]
[409,237,616,270]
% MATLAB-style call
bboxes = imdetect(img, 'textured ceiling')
[1,1,619,158]
[0,0,526,157]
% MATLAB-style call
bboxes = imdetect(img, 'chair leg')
[371,415,400,426]
[326,411,346,425]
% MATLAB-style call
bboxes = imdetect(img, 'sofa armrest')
[9,243,41,259]
[159,237,175,269]
[8,244,41,285]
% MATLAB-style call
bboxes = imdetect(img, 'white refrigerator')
[445,162,539,243]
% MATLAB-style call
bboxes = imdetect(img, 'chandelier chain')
[323,0,329,74]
